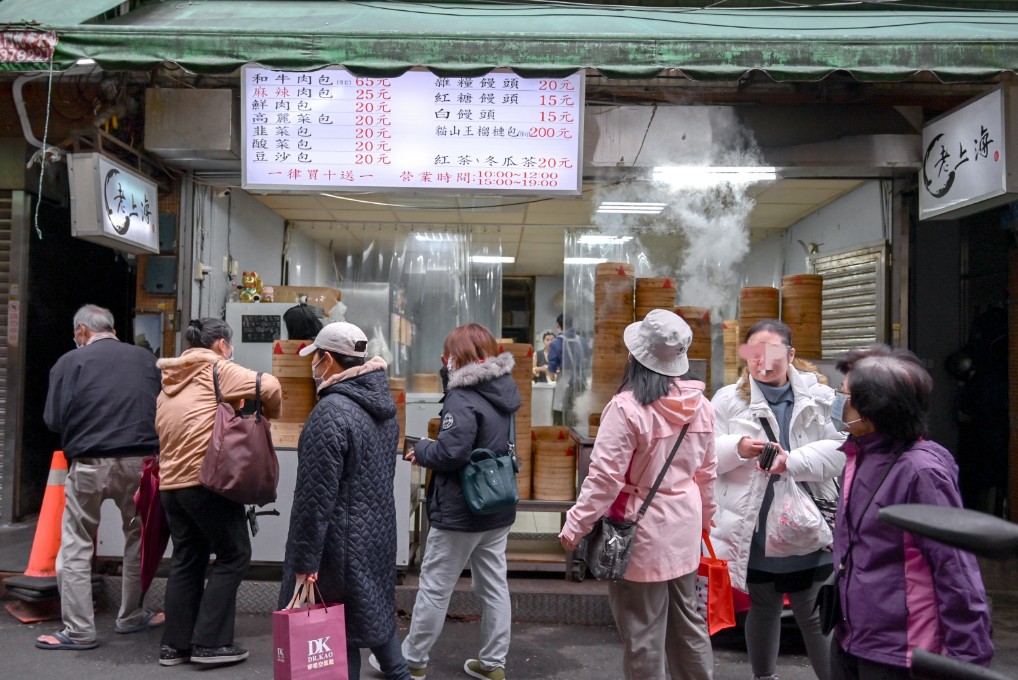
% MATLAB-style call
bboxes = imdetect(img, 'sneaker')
[464,659,505,680]
[190,644,249,665]
[158,645,190,666]
[368,653,427,679]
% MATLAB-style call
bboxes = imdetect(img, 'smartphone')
[758,442,778,471]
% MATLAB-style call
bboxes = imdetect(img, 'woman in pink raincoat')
[560,309,718,680]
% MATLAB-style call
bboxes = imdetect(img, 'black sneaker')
[190,645,249,665]
[158,645,190,666]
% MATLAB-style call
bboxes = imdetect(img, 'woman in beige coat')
[155,318,281,667]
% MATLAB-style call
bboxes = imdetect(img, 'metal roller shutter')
[814,245,888,359]
[0,191,11,514]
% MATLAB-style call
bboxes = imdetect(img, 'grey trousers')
[57,456,148,642]
[402,525,512,672]
[608,571,714,680]
[745,578,831,680]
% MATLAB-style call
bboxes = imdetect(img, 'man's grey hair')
[73,304,115,332]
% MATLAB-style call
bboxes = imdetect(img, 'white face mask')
[311,354,327,387]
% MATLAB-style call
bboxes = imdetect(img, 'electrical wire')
[32,56,55,241]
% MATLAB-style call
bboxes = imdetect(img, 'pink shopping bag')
[273,581,348,680]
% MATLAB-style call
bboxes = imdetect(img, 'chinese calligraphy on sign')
[68,153,160,255]
[241,66,584,194]
[920,87,1015,220]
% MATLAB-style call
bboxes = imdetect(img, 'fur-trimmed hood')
[446,351,520,415]
[157,347,220,396]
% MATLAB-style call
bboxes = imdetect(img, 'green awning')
[6,1,1018,82]
[0,0,124,25]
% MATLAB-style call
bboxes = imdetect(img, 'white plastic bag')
[765,476,833,557]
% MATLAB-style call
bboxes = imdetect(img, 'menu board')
[241,314,281,344]
[241,66,583,195]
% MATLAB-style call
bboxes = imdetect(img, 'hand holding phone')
[758,442,778,471]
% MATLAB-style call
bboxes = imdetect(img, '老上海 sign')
[241,66,584,195]
[69,153,159,255]
[920,87,1018,221]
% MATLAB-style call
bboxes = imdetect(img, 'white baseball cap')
[623,309,692,377]
[299,322,368,358]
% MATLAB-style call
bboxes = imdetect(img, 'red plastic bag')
[695,531,736,635]
[273,581,348,680]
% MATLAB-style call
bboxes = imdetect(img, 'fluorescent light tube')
[596,202,666,215]
[470,255,515,264]
[652,166,777,187]
[578,235,634,245]
[564,257,608,265]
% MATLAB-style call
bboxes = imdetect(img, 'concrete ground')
[2,521,1017,679]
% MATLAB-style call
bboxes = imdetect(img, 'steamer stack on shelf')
[739,286,780,335]
[675,306,712,393]
[499,341,535,500]
[591,262,635,416]
[722,319,741,386]
[270,339,316,448]
[635,277,677,322]
[388,376,407,448]
[531,425,576,501]
[780,274,824,358]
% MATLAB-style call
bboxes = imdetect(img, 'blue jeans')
[348,630,410,680]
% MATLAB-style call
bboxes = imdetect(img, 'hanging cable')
[32,55,56,240]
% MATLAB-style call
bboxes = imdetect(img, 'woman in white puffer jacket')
[711,319,844,680]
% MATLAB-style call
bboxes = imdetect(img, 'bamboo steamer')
[595,262,635,277]
[739,286,780,333]
[533,438,576,500]
[722,319,740,385]
[675,306,711,388]
[635,277,677,319]
[781,274,823,359]
[588,413,600,438]
[389,376,407,391]
[532,425,571,441]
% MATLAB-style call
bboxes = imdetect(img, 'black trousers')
[160,486,251,650]
[831,639,910,680]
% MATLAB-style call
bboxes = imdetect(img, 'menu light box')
[241,66,583,195]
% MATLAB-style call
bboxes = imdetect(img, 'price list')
[241,66,583,195]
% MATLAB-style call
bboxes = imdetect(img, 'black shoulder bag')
[579,424,690,582]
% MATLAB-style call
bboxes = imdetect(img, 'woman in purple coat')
[830,344,993,679]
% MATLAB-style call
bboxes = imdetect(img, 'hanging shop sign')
[68,153,160,255]
[241,66,584,195]
[920,86,1018,220]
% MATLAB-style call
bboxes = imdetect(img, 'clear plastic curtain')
[329,226,501,391]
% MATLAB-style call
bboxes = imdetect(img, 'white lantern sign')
[69,153,160,255]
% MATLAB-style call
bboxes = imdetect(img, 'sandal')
[35,631,99,650]
[114,609,165,634]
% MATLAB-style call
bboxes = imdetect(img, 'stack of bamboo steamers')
[499,341,534,500]
[531,425,576,500]
[591,262,636,416]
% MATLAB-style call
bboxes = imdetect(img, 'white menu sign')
[241,66,583,195]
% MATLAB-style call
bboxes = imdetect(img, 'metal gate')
[0,190,28,523]
[813,245,889,359]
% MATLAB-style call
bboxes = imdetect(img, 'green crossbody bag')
[459,414,520,515]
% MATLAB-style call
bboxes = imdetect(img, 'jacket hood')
[320,361,396,422]
[157,348,219,396]
[447,351,521,414]
[650,379,707,424]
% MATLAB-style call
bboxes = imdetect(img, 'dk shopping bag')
[273,580,348,680]
[695,532,736,635]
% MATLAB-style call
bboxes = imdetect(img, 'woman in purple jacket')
[830,344,993,679]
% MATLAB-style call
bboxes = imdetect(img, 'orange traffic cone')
[25,450,67,577]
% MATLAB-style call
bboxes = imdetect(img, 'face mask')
[831,392,862,432]
[445,356,457,372]
[311,354,327,387]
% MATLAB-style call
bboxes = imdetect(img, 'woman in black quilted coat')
[374,322,520,680]
[278,322,411,680]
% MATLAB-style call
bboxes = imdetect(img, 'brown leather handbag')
[199,362,279,507]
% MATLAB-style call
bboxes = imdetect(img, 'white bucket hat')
[623,309,692,377]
